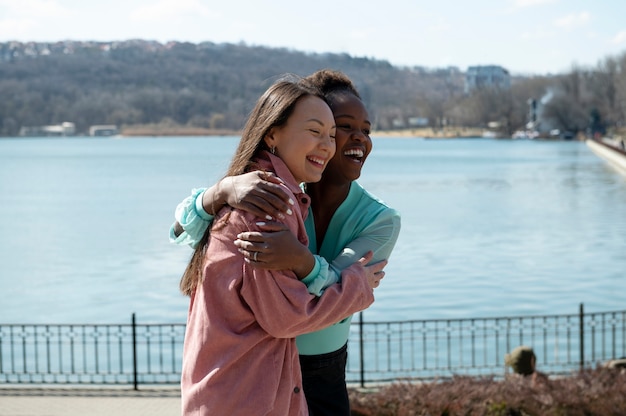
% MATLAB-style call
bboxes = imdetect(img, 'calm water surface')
[0,136,624,324]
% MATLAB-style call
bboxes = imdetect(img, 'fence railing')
[1,304,624,388]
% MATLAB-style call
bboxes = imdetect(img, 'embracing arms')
[170,171,294,247]
[170,174,396,293]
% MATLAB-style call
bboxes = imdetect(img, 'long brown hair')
[179,76,324,296]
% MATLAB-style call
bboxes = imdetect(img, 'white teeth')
[344,148,364,158]
[309,157,324,165]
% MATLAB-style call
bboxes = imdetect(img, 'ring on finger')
[253,252,258,262]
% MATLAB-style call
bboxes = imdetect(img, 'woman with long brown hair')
[180,75,383,415]
[174,70,400,415]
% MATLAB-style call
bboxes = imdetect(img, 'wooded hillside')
[1,40,624,137]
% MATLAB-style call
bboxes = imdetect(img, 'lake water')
[0,136,624,325]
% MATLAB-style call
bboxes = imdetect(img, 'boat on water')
[511,130,539,140]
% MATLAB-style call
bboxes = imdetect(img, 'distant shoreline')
[120,126,488,139]
[372,127,485,138]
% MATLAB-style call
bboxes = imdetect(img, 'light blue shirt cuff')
[300,256,337,296]
[195,190,213,221]
[169,188,213,248]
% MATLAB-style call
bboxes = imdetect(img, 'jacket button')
[293,387,301,394]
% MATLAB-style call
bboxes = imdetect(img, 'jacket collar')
[253,150,303,196]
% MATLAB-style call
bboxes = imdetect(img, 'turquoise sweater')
[170,181,401,355]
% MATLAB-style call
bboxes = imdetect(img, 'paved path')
[0,387,180,416]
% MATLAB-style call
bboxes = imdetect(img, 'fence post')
[359,311,365,388]
[132,313,138,390]
[579,303,584,372]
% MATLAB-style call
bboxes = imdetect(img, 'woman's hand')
[235,221,315,277]
[357,251,387,290]
[214,171,294,220]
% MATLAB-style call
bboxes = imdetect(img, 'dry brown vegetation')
[371,127,486,139]
[348,368,626,416]
[121,124,240,137]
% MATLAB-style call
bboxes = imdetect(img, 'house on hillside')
[465,65,510,94]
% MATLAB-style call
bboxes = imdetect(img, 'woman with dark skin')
[172,70,401,415]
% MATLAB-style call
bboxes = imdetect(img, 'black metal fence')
[1,304,624,388]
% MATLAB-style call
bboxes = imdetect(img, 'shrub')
[349,367,626,415]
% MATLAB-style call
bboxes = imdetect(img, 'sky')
[0,0,625,75]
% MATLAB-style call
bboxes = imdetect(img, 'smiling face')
[265,95,336,184]
[322,92,372,184]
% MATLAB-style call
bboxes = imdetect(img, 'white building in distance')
[465,65,510,94]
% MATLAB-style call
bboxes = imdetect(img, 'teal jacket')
[170,181,401,355]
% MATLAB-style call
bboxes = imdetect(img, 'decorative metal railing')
[1,304,623,388]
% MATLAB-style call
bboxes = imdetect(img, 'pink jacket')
[181,152,374,415]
